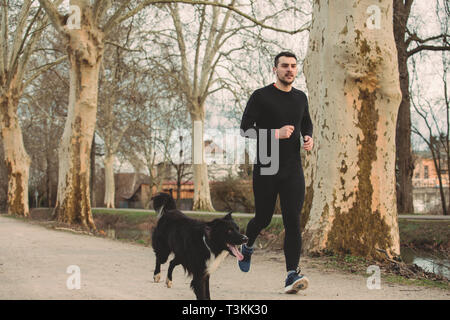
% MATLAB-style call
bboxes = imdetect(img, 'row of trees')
[1,0,307,221]
[394,0,449,215]
[0,0,448,259]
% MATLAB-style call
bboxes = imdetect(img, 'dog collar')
[203,235,212,253]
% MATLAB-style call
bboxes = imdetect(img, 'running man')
[239,51,314,294]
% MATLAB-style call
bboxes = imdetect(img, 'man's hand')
[303,135,314,151]
[276,125,294,139]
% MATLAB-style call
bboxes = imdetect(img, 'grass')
[93,208,153,221]
[91,208,285,236]
[383,274,450,291]
[398,219,450,250]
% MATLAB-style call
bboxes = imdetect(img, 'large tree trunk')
[103,153,115,208]
[393,1,414,214]
[0,91,31,217]
[53,9,104,230]
[302,0,402,259]
[190,110,215,211]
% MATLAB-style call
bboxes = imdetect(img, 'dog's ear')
[224,212,233,220]
[151,192,160,200]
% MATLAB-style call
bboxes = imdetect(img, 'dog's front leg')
[191,273,208,300]
[204,274,211,300]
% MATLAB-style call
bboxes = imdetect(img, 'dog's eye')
[227,229,232,234]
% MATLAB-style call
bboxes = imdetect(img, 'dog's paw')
[166,278,172,288]
[154,273,161,283]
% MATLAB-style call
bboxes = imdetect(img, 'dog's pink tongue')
[228,245,244,261]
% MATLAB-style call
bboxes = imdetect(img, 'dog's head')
[205,212,248,260]
[151,192,177,216]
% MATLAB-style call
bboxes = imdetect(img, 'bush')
[211,176,254,213]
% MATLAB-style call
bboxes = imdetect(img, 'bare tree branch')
[193,5,206,96]
[102,0,309,36]
[105,40,141,52]
[15,9,52,88]
[37,0,64,34]
[0,0,9,76]
[8,1,33,73]
[407,44,450,57]
[9,7,44,86]
[93,0,112,25]
[23,55,67,89]
[168,3,190,93]
[102,0,134,34]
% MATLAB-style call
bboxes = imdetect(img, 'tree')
[121,91,185,208]
[171,134,193,205]
[23,63,68,208]
[96,19,141,209]
[394,0,450,214]
[0,0,65,217]
[302,0,402,259]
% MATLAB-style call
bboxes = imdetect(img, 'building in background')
[412,151,449,214]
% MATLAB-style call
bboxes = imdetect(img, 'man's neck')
[274,80,293,92]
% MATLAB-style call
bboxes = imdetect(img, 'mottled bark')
[0,90,31,217]
[53,8,104,230]
[302,0,402,259]
[191,110,214,211]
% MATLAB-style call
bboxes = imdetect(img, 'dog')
[151,192,248,300]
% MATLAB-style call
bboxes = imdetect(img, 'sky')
[408,0,449,150]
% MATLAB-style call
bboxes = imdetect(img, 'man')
[239,51,314,294]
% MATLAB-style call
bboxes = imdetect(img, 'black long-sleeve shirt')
[240,83,313,166]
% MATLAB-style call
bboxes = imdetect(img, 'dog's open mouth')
[227,244,244,261]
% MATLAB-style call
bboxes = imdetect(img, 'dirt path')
[0,215,448,300]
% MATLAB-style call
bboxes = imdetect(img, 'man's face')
[273,56,298,86]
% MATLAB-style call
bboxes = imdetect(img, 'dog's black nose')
[242,235,248,243]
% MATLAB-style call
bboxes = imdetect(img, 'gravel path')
[0,215,448,300]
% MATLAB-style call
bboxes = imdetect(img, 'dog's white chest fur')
[206,251,229,275]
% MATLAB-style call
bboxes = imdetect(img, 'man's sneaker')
[284,270,309,294]
[238,244,254,272]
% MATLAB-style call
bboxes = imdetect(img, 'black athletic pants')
[246,160,305,272]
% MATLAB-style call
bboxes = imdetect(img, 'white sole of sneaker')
[284,276,309,294]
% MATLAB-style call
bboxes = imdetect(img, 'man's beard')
[277,73,295,86]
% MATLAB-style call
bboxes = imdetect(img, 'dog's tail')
[151,192,177,218]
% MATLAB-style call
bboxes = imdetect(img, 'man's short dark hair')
[274,51,297,67]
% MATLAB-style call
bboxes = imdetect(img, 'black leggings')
[246,161,305,272]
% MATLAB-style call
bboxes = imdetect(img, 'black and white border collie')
[151,192,248,300]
